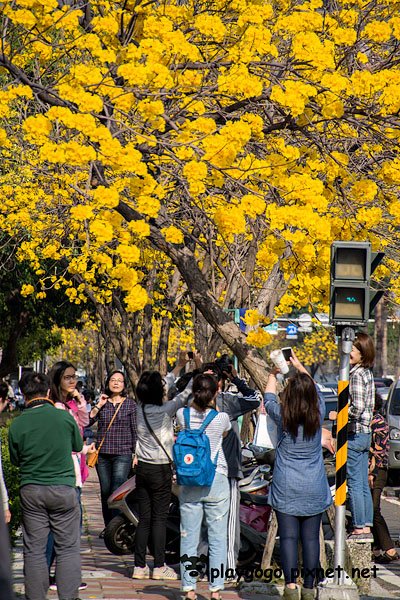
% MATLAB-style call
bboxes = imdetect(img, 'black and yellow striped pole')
[333,326,355,585]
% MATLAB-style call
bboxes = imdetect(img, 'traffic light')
[329,241,384,326]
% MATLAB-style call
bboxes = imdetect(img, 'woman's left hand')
[321,427,335,454]
[84,443,96,454]
[289,350,309,375]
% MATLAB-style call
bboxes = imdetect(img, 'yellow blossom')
[246,328,272,348]
[161,226,184,245]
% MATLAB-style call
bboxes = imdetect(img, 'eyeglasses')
[109,379,124,384]
[63,374,77,381]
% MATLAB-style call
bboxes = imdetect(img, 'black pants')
[134,461,172,568]
[371,468,394,551]
[276,511,322,589]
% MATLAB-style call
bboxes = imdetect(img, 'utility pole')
[319,242,384,599]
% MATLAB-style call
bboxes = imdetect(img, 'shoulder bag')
[87,399,125,468]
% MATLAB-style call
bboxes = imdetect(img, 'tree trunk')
[156,316,171,374]
[117,202,278,388]
[0,311,29,378]
[375,299,388,377]
[155,268,181,372]
[261,511,278,569]
[142,302,153,371]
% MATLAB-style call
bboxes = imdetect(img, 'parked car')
[374,376,394,388]
[386,380,400,470]
[318,380,338,394]
[377,387,391,402]
[322,395,338,433]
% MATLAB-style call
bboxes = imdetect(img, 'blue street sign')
[264,322,279,335]
[286,324,298,336]
[239,308,247,332]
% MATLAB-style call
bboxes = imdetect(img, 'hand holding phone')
[187,351,194,360]
[281,347,292,361]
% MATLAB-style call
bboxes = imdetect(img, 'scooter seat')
[240,491,269,506]
[254,448,275,466]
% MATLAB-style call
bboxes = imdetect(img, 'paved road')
[12,472,400,599]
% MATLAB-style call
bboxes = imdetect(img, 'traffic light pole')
[318,326,359,600]
[334,326,355,584]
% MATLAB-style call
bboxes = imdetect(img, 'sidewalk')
[12,470,400,599]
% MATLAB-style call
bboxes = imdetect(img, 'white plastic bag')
[253,413,277,449]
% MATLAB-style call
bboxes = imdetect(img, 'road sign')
[286,324,298,339]
[298,314,313,333]
[264,322,279,335]
[286,324,298,335]
[315,312,329,325]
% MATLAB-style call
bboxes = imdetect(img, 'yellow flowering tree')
[0,0,399,387]
[294,328,339,375]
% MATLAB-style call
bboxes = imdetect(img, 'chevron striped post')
[333,326,355,585]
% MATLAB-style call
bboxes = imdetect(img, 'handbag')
[87,399,125,468]
[87,449,100,468]
[253,401,278,449]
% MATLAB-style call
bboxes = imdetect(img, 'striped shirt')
[349,365,374,434]
[176,407,231,476]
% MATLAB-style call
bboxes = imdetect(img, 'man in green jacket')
[8,372,83,600]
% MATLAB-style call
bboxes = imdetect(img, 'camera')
[215,354,233,376]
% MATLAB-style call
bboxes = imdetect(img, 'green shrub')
[1,416,21,544]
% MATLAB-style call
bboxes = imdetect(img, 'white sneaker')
[152,564,179,580]
[132,565,150,579]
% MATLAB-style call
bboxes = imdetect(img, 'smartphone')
[282,347,292,361]
[187,351,194,359]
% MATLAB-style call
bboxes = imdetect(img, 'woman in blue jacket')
[264,352,332,600]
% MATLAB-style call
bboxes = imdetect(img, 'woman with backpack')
[176,373,231,600]
[264,351,332,600]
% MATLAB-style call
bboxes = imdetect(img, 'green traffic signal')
[329,241,384,326]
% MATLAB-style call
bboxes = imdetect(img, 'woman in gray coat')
[264,352,332,600]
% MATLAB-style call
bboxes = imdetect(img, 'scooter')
[103,475,181,564]
[104,455,273,567]
[236,445,275,565]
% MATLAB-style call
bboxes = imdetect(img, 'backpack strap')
[183,406,191,431]
[183,407,218,432]
[199,409,218,433]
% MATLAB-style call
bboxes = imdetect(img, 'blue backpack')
[173,407,219,487]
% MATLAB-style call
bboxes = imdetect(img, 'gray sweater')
[135,379,192,464]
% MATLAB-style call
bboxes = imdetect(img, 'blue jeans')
[347,432,373,529]
[96,453,132,526]
[179,472,229,592]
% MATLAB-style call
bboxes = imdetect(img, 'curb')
[382,487,400,499]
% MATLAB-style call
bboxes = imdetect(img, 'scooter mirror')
[241,449,253,459]
[259,465,271,474]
